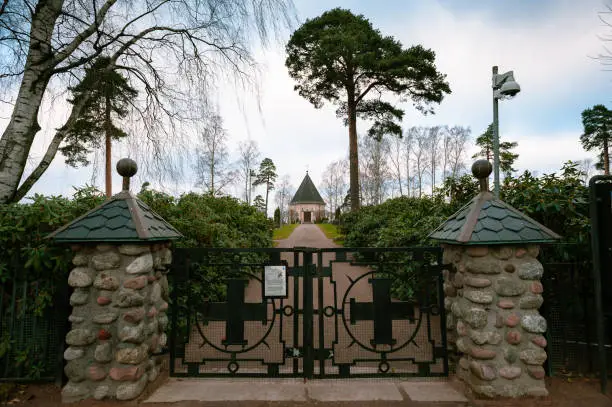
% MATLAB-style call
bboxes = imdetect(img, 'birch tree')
[577,158,596,185]
[403,127,416,197]
[274,175,293,224]
[448,125,470,177]
[359,134,390,205]
[428,125,442,194]
[387,135,404,196]
[194,114,235,196]
[441,125,451,181]
[238,139,261,204]
[321,159,348,218]
[412,127,430,197]
[0,0,295,203]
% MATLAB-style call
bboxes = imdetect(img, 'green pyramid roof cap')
[429,191,561,245]
[48,190,183,243]
[290,173,325,204]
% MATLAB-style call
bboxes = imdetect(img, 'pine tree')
[253,158,277,214]
[286,8,450,210]
[60,57,137,197]
[581,104,612,175]
[472,124,518,176]
[253,195,266,213]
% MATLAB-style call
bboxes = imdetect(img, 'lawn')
[273,223,299,240]
[317,223,345,246]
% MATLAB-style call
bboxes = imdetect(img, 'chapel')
[288,172,326,223]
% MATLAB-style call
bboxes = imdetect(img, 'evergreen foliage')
[581,104,612,174]
[286,8,450,210]
[253,158,277,213]
[472,123,519,176]
[253,195,267,213]
[60,57,137,167]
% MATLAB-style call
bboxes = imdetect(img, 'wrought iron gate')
[169,247,447,378]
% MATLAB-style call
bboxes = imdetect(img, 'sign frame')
[263,264,288,299]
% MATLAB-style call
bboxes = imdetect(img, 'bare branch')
[52,0,118,65]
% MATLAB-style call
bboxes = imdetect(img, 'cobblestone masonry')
[62,243,171,402]
[442,244,548,398]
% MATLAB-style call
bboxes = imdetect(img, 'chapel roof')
[290,173,325,205]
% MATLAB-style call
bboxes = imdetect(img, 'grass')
[273,223,299,240]
[316,223,345,246]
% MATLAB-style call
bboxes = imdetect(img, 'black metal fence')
[169,246,448,378]
[540,244,612,377]
[0,264,70,382]
[1,241,608,383]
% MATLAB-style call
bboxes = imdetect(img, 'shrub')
[340,195,453,248]
[501,161,590,261]
[0,186,105,379]
[339,163,591,300]
[0,187,273,341]
[137,190,273,248]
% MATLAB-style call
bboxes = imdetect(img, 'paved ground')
[11,375,612,406]
[275,224,339,249]
[144,378,468,404]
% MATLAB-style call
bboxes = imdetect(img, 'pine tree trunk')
[0,0,63,203]
[348,98,360,211]
[265,182,270,215]
[604,138,610,176]
[105,94,112,198]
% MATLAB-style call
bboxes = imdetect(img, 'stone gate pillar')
[48,159,182,402]
[430,160,560,398]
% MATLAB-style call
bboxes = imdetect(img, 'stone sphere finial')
[471,159,492,192]
[117,158,137,191]
[117,158,137,177]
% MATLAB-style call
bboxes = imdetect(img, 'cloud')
[1,0,607,211]
[216,0,606,199]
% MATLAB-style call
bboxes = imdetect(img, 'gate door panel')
[169,247,447,378]
[170,248,301,377]
[312,248,447,377]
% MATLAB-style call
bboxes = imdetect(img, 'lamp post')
[492,66,521,197]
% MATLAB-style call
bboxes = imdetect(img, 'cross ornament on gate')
[349,278,416,346]
[200,279,267,346]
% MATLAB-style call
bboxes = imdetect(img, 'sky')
[2,0,611,211]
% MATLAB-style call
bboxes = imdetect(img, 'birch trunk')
[11,82,92,202]
[0,0,64,203]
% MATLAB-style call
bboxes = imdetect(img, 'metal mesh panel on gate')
[169,247,448,379]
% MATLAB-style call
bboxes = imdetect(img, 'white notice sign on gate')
[264,265,287,297]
